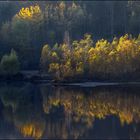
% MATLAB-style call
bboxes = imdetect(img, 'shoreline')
[0,71,140,87]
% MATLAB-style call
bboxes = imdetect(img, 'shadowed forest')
[0,1,140,81]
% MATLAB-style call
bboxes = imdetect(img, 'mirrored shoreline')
[0,83,139,139]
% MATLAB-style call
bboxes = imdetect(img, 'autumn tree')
[41,33,140,80]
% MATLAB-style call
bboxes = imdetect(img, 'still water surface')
[0,82,140,139]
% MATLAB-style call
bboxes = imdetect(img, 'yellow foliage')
[51,52,57,57]
[41,33,140,80]
[16,5,42,21]
[76,62,84,74]
[49,63,60,73]
[96,39,109,48]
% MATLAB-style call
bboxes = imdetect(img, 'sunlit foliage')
[15,5,42,21]
[41,34,140,80]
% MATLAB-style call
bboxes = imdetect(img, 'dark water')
[0,82,140,139]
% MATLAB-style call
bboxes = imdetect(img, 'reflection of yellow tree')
[41,86,140,129]
[0,86,46,139]
[41,87,95,139]
[12,104,46,139]
[16,121,45,139]
[1,85,140,139]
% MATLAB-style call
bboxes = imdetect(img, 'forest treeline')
[0,1,140,80]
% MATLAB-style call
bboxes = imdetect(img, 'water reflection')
[0,83,140,139]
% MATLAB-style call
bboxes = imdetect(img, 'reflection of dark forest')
[0,83,140,139]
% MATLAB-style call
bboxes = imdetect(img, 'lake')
[0,82,140,139]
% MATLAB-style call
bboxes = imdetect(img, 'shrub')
[0,49,20,75]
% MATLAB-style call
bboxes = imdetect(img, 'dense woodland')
[0,1,140,80]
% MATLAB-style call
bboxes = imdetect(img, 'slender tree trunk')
[64,30,71,48]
